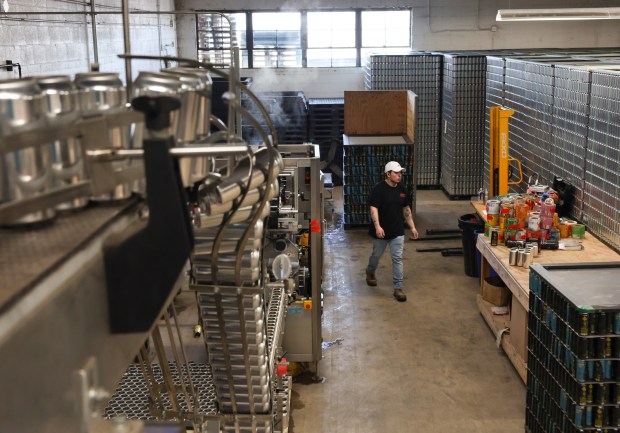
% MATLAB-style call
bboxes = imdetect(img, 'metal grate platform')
[104,361,218,420]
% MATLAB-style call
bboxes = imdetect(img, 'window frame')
[196,8,412,69]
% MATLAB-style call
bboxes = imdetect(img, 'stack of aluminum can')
[551,64,591,220]
[527,263,620,433]
[503,57,555,193]
[364,52,443,186]
[440,53,487,198]
[342,143,414,227]
[198,292,271,415]
[585,69,620,251]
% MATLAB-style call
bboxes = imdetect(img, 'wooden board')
[406,90,416,143]
[344,91,408,136]
[477,294,528,383]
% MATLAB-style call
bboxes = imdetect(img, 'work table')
[471,199,620,382]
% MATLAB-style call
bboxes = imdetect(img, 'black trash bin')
[458,213,485,277]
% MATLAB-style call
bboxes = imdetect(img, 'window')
[252,12,302,68]
[197,9,411,69]
[361,10,411,59]
[307,11,356,67]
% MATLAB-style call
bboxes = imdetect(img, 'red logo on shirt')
[400,193,406,198]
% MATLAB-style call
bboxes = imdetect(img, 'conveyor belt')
[0,198,140,315]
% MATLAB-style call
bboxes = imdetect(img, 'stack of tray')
[307,98,345,186]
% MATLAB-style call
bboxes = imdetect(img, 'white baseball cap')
[384,161,405,173]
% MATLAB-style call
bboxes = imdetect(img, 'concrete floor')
[288,187,526,433]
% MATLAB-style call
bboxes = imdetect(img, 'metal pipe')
[90,0,99,64]
[86,145,251,161]
[0,10,211,15]
[121,0,132,98]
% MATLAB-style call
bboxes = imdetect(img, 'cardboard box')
[481,276,511,307]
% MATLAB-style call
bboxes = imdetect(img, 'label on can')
[490,228,498,246]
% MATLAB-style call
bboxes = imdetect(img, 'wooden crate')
[343,90,416,141]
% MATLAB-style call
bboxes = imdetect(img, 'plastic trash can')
[458,213,485,277]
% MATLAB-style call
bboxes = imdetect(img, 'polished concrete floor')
[288,188,526,433]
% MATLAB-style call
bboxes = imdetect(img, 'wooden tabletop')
[472,199,620,310]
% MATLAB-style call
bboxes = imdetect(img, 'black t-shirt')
[368,180,410,239]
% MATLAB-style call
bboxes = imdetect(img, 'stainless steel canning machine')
[0,58,324,433]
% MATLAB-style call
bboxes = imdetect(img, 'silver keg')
[0,78,55,224]
[37,75,87,210]
[74,72,133,201]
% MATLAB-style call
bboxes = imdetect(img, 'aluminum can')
[37,75,88,210]
[509,248,518,266]
[0,78,55,224]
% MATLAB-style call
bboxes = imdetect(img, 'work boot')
[366,271,377,286]
[393,289,407,302]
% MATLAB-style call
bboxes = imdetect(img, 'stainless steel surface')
[1,49,290,433]
[121,0,132,99]
[0,77,55,224]
[0,201,154,433]
[270,145,324,371]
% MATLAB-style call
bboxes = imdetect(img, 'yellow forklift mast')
[489,106,522,197]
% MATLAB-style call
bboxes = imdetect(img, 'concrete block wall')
[0,0,177,82]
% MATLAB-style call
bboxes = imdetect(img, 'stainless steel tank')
[0,78,55,224]
[37,75,87,210]
[74,72,132,201]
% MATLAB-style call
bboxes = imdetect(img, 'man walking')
[365,161,418,301]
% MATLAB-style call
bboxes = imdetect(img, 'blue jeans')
[366,235,404,289]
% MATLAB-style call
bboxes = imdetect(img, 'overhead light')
[496,7,620,21]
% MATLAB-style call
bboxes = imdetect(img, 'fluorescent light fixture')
[496,7,620,21]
